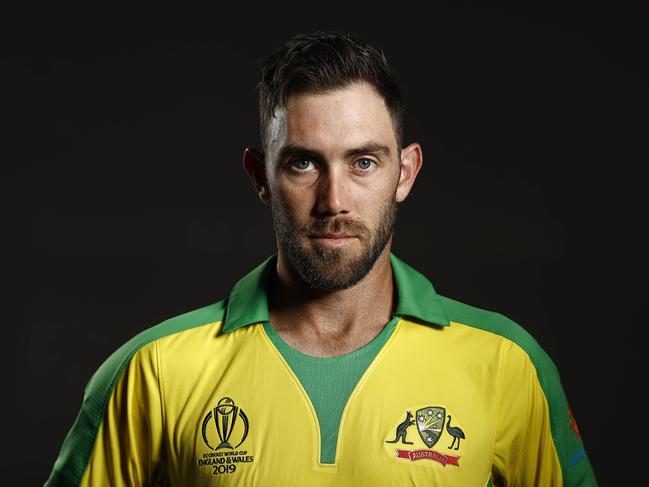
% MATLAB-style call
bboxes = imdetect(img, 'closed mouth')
[310,234,356,239]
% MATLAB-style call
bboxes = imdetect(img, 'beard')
[270,193,398,291]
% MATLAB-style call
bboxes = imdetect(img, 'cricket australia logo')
[196,397,254,476]
[416,406,446,448]
[386,405,466,467]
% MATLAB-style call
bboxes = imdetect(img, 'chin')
[310,244,361,263]
[307,250,377,289]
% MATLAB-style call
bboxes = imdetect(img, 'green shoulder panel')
[439,294,560,374]
[44,300,227,487]
[439,295,597,486]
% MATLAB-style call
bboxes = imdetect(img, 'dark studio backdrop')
[7,3,644,485]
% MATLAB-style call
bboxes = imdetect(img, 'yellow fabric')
[491,341,562,486]
[80,341,164,486]
[78,317,564,486]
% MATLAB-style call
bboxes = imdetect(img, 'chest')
[159,321,500,486]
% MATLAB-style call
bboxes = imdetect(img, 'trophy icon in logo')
[214,397,239,450]
[201,397,250,451]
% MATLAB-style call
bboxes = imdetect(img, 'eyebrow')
[277,142,392,161]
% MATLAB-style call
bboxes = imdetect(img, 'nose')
[314,165,350,216]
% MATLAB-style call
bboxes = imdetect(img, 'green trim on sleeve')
[44,300,227,487]
[439,295,597,486]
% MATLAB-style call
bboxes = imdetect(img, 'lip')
[309,234,358,247]
[311,234,355,239]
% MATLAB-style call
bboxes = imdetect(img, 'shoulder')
[438,295,571,435]
[439,294,560,379]
[45,301,228,486]
[85,299,227,398]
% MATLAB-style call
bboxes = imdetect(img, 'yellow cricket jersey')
[45,254,597,486]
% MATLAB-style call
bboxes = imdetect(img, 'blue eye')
[356,158,376,171]
[291,159,315,171]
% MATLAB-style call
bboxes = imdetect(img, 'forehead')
[268,82,397,157]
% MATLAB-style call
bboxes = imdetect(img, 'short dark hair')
[257,31,404,154]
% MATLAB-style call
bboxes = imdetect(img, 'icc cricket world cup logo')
[202,397,250,450]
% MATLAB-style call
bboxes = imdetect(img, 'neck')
[268,244,396,357]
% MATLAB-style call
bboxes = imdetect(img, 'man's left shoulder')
[438,294,558,375]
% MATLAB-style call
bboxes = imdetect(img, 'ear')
[243,147,270,205]
[395,143,423,202]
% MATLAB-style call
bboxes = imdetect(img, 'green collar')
[222,253,450,333]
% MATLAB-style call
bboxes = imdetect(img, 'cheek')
[360,178,398,208]
[366,189,398,226]
[273,180,314,217]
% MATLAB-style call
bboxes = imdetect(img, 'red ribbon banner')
[395,449,460,467]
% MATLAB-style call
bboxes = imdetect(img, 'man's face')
[264,82,402,290]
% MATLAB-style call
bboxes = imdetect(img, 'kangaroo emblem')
[386,411,415,445]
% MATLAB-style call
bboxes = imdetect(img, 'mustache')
[303,217,370,238]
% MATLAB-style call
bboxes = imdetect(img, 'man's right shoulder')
[45,300,229,486]
[129,299,228,349]
[85,299,228,396]
[114,298,227,357]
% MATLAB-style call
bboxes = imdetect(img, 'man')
[45,31,597,486]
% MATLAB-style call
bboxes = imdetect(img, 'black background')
[7,3,644,485]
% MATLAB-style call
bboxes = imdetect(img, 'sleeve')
[44,340,166,487]
[492,340,597,486]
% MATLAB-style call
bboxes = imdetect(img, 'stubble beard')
[270,194,398,291]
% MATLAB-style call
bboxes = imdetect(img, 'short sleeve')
[492,340,597,486]
[44,341,165,486]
